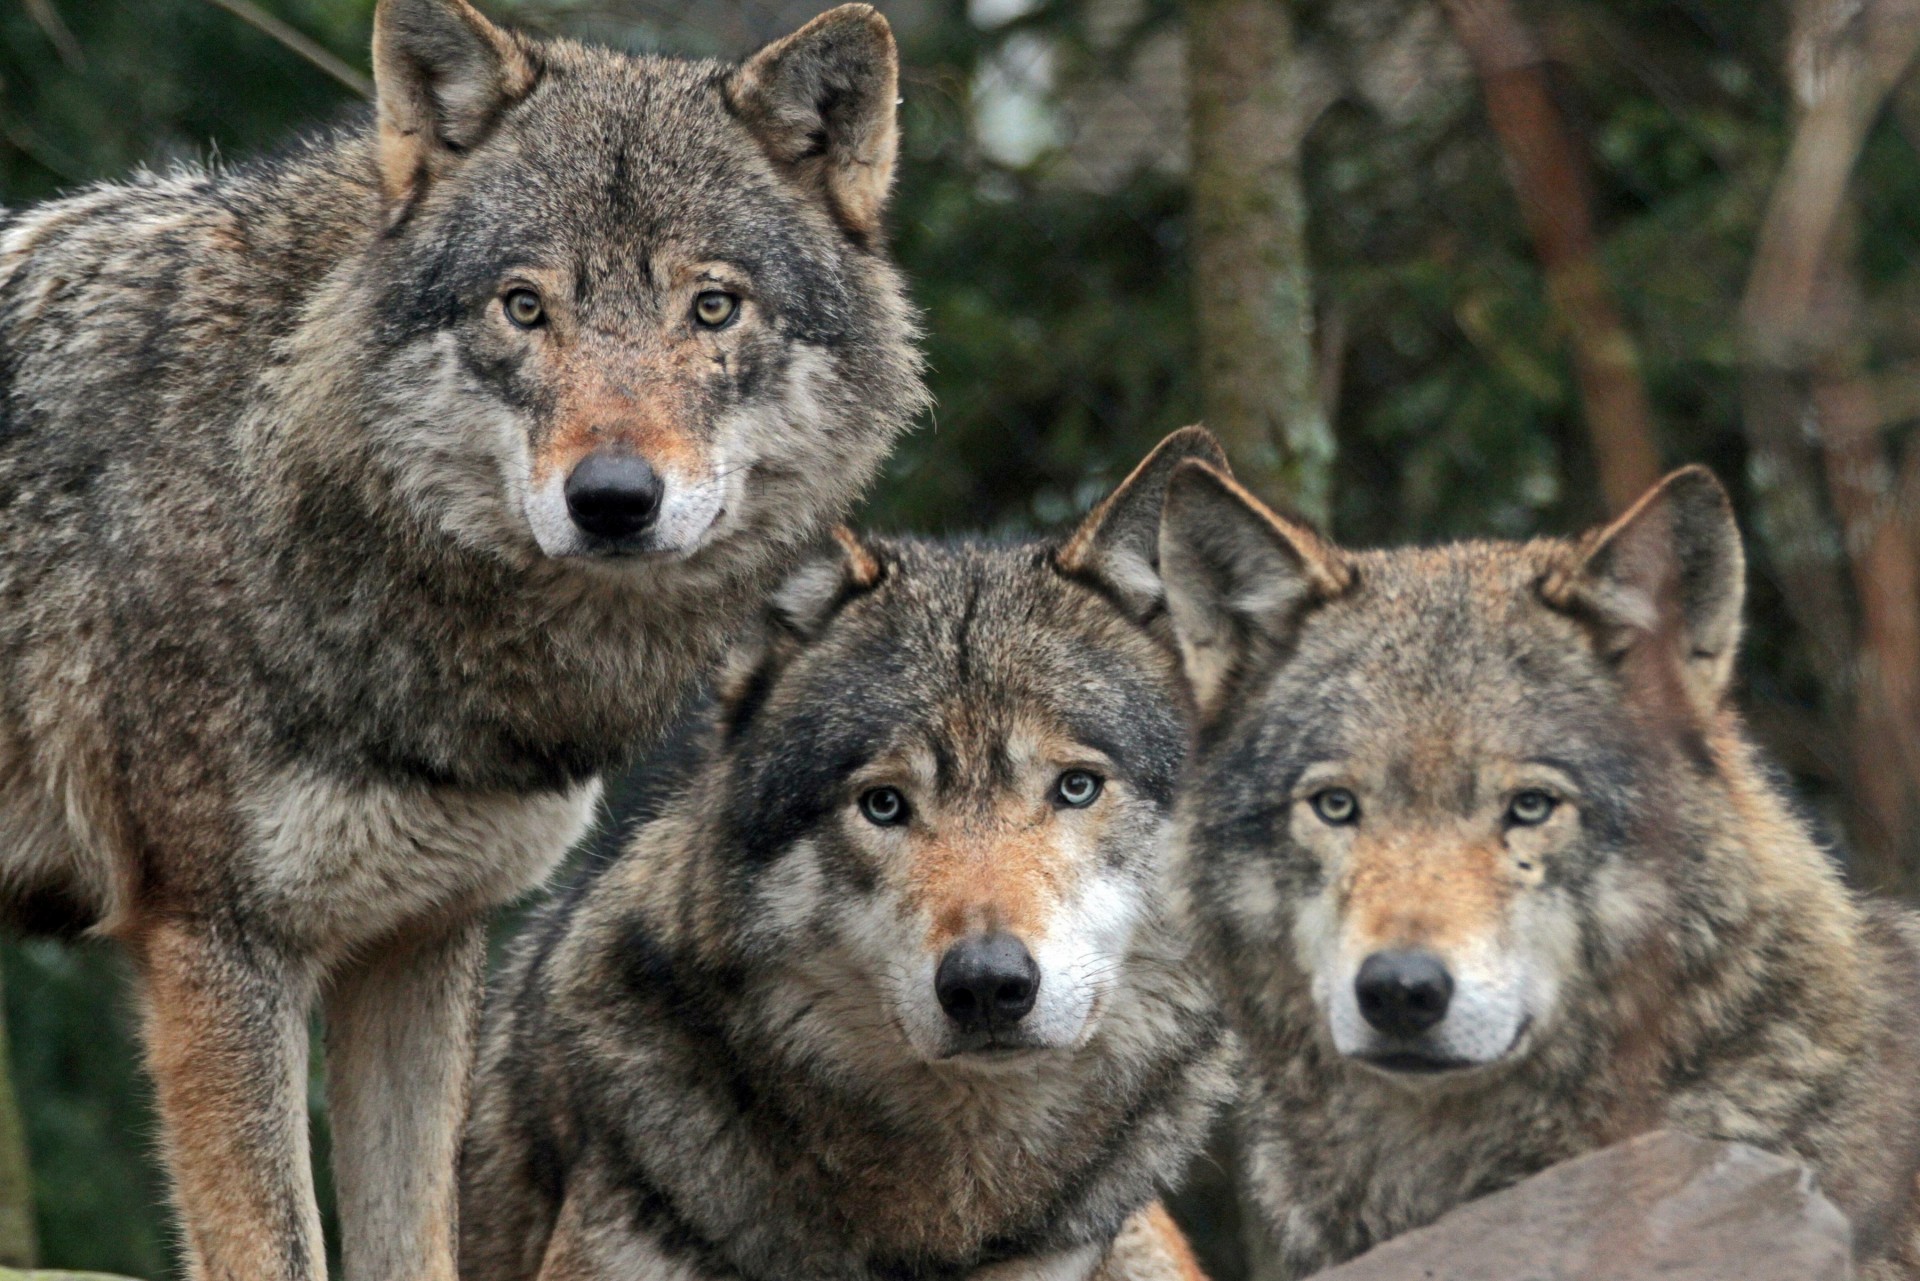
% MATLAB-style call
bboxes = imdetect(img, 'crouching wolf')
[460,430,1235,1281]
[1157,463,1920,1279]
[0,1,924,1277]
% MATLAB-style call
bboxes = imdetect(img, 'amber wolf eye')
[1508,790,1557,826]
[693,290,739,328]
[503,288,545,329]
[859,786,908,827]
[1311,788,1359,825]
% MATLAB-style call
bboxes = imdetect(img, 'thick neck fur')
[529,767,1228,1280]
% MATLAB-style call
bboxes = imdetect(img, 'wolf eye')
[693,290,739,329]
[503,289,545,329]
[1053,770,1104,808]
[1310,788,1359,825]
[859,786,908,827]
[1508,790,1557,826]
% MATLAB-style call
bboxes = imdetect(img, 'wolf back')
[0,2,924,1277]
[1157,461,1920,1279]
[461,431,1236,1281]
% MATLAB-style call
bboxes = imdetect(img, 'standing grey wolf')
[1157,463,1920,1279]
[0,0,924,1276]
[460,429,1235,1281]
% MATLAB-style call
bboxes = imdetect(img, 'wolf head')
[354,0,922,564]
[1162,463,1746,1082]
[703,429,1222,1067]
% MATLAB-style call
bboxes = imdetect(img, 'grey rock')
[1312,1130,1853,1280]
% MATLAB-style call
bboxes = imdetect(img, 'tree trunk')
[0,960,37,1269]
[1439,0,1663,515]
[1739,0,1920,893]
[1187,0,1334,525]
[1186,7,1331,1272]
[1816,359,1920,892]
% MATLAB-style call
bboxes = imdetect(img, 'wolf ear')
[1055,427,1230,620]
[1159,461,1353,715]
[372,0,536,210]
[727,5,900,241]
[716,527,884,727]
[1545,466,1745,713]
[768,526,886,637]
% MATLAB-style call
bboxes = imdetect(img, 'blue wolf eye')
[1310,788,1359,825]
[693,290,739,329]
[1508,791,1556,826]
[1053,770,1104,808]
[502,288,545,329]
[859,787,908,827]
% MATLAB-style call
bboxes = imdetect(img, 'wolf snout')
[564,452,665,541]
[935,932,1040,1033]
[1355,949,1454,1038]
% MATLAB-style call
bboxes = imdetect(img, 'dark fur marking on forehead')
[726,535,1190,857]
[373,81,865,347]
[952,576,981,684]
[929,733,962,795]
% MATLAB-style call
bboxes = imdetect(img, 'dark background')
[1,0,1917,1275]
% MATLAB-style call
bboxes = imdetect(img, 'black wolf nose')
[935,933,1039,1032]
[564,453,664,541]
[1355,950,1453,1038]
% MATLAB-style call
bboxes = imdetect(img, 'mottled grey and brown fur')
[0,2,924,1278]
[461,430,1235,1281]
[1157,462,1920,1279]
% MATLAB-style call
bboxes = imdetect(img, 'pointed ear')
[1159,461,1353,715]
[768,525,886,637]
[1542,466,1745,713]
[1055,427,1230,619]
[717,527,885,717]
[726,5,900,242]
[372,0,536,210]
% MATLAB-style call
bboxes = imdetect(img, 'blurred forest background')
[0,0,1917,1276]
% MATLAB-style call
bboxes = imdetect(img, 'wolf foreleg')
[326,915,489,1281]
[133,916,325,1281]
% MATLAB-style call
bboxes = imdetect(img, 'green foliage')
[0,0,372,203]
[2,941,164,1277]
[0,0,1915,1274]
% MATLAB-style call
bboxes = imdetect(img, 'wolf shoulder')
[0,137,383,466]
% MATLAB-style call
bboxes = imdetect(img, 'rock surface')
[1312,1130,1853,1280]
